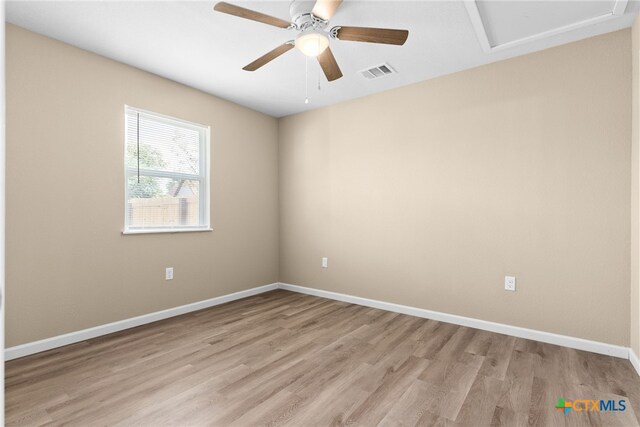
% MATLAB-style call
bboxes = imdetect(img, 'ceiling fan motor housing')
[290,0,328,31]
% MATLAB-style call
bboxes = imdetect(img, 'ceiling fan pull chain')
[305,56,309,104]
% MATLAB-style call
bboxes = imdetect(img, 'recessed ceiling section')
[467,0,628,52]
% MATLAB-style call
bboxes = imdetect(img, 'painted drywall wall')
[632,16,640,356]
[279,30,632,346]
[5,24,279,347]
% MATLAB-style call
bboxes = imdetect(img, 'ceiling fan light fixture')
[295,30,329,57]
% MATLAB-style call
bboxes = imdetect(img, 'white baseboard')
[630,348,640,376]
[5,283,279,361]
[278,283,631,360]
[5,281,637,374]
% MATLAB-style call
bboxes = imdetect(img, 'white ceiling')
[6,0,639,117]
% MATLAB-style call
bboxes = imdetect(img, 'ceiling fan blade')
[334,26,409,45]
[214,2,291,29]
[312,0,343,21]
[243,43,295,71]
[317,47,343,82]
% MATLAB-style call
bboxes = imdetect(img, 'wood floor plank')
[477,334,517,381]
[451,373,504,427]
[5,289,640,426]
[495,349,536,415]
[344,355,431,425]
[377,379,442,427]
[285,362,372,426]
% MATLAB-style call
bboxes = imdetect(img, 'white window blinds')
[124,106,210,233]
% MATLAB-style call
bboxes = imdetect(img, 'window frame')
[122,105,211,235]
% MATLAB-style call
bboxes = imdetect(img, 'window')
[124,106,210,234]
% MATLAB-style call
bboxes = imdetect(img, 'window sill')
[122,228,213,235]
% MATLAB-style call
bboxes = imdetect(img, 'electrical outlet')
[504,276,516,291]
[166,267,174,280]
[321,257,328,268]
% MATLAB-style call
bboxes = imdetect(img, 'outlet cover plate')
[505,276,516,291]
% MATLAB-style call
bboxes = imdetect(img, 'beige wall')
[6,25,279,347]
[279,30,632,346]
[633,16,640,356]
[6,24,634,349]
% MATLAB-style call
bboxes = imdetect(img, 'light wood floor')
[6,290,640,426]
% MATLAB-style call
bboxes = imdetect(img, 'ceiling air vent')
[360,63,396,80]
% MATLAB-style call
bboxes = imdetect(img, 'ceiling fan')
[213,0,409,82]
